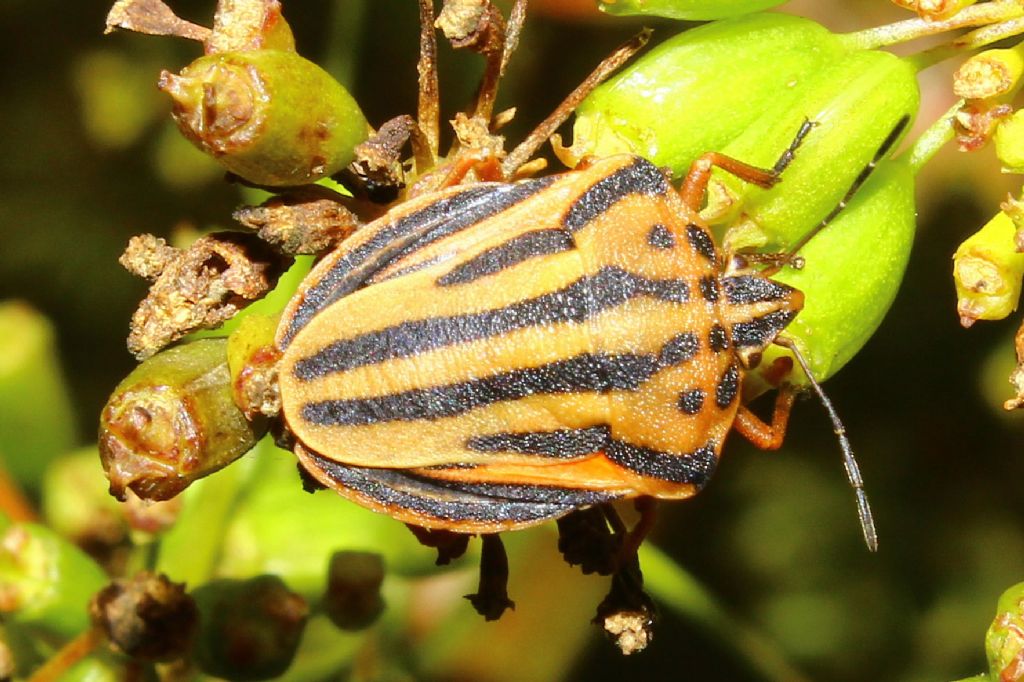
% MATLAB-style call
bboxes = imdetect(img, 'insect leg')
[733,388,797,450]
[465,534,515,620]
[678,119,816,211]
[503,29,651,177]
[781,115,911,262]
[774,336,879,552]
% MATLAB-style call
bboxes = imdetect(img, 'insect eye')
[741,350,762,369]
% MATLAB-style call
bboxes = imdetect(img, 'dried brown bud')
[345,116,420,200]
[191,575,308,681]
[437,0,504,54]
[324,551,386,631]
[105,0,211,41]
[123,232,291,360]
[90,572,198,661]
[120,234,180,280]
[233,186,363,256]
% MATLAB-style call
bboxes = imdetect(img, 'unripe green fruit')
[571,13,846,176]
[986,581,1024,681]
[599,0,786,19]
[0,523,108,640]
[99,338,263,502]
[745,159,916,393]
[160,50,368,187]
[192,576,308,681]
[711,49,919,252]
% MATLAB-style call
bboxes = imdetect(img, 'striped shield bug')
[262,2,898,632]
[102,0,900,639]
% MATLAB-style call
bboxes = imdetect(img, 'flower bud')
[160,50,368,187]
[953,210,1024,327]
[711,49,918,252]
[570,13,845,176]
[954,46,1024,101]
[996,109,1024,172]
[90,572,198,661]
[0,523,108,640]
[323,551,385,631]
[986,581,1024,681]
[744,159,916,392]
[99,338,264,502]
[191,576,308,681]
[599,0,785,20]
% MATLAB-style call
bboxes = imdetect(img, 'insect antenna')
[773,336,879,552]
[781,114,911,265]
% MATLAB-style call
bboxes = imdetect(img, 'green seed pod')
[986,581,1024,681]
[570,13,846,176]
[711,49,918,252]
[0,523,108,640]
[98,338,264,502]
[159,50,368,187]
[191,575,308,681]
[744,159,916,392]
[323,551,386,631]
[90,572,198,661]
[599,0,786,20]
[953,210,1024,327]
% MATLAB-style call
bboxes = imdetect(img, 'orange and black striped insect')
[272,3,888,625]
[274,130,885,614]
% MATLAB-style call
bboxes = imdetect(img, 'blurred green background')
[3,1,1024,680]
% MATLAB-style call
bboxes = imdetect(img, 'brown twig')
[416,0,441,167]
[27,628,105,682]
[502,29,650,177]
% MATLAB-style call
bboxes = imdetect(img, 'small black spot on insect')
[677,389,705,415]
[709,324,729,353]
[647,224,675,249]
[686,225,716,261]
[699,276,719,302]
[715,365,739,408]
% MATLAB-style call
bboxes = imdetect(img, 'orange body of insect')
[275,152,804,534]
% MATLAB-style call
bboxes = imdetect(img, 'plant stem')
[26,628,103,682]
[909,16,1024,70]
[838,0,1024,51]
[905,101,962,174]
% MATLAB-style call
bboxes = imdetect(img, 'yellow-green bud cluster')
[953,209,1024,327]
